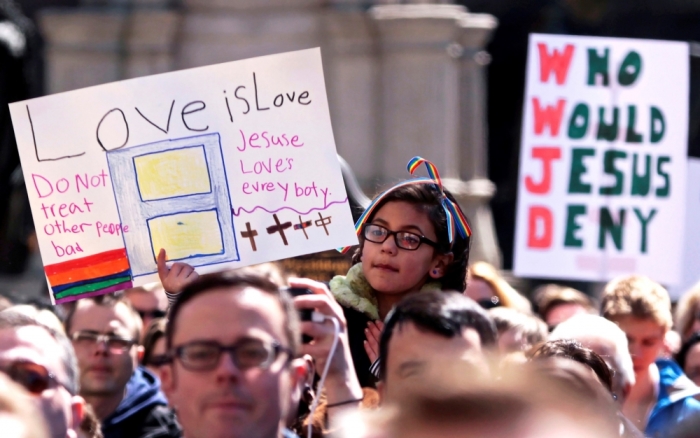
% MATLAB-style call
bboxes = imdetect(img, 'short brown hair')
[601,275,672,331]
[63,293,143,341]
[534,284,595,321]
[165,269,300,357]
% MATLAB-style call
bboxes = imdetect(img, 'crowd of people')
[1,158,700,438]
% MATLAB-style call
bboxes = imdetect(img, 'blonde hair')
[468,262,531,313]
[601,275,672,331]
[675,281,700,340]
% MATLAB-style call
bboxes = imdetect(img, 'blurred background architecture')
[2,0,700,300]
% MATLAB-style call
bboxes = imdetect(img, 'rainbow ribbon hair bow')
[338,156,472,254]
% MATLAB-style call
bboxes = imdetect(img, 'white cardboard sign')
[514,34,689,285]
[10,48,357,304]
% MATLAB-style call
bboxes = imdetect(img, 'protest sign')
[9,48,358,304]
[514,34,689,285]
[668,158,700,299]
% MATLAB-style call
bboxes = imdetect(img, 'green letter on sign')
[587,48,609,86]
[656,156,671,197]
[568,103,590,139]
[598,207,625,251]
[626,106,643,143]
[568,148,595,194]
[631,154,651,197]
[564,205,587,248]
[599,150,627,196]
[618,51,642,86]
[633,208,657,253]
[650,107,665,143]
[597,107,619,141]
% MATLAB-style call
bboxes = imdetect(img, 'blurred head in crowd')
[123,283,167,341]
[0,295,13,312]
[533,284,595,331]
[0,310,84,438]
[674,281,700,341]
[161,269,306,438]
[676,332,700,386]
[550,314,635,404]
[64,294,142,419]
[601,276,672,376]
[141,318,168,379]
[465,262,531,313]
[341,362,619,438]
[528,339,614,394]
[0,372,50,438]
[378,290,497,402]
[7,305,65,335]
[489,307,547,353]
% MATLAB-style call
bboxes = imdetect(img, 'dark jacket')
[342,305,377,388]
[102,367,181,438]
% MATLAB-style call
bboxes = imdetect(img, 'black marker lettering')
[27,105,85,161]
[181,100,209,132]
[96,108,129,151]
[253,73,270,111]
[135,100,175,134]
[235,86,250,115]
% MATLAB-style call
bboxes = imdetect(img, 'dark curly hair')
[351,183,470,291]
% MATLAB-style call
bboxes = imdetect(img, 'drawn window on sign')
[147,209,225,261]
[133,145,212,201]
[107,133,239,278]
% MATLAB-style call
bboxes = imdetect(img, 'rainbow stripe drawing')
[44,249,132,304]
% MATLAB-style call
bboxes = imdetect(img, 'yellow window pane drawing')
[134,146,211,201]
[148,210,224,261]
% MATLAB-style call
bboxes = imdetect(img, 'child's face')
[361,201,448,296]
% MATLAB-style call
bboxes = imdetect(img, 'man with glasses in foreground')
[0,310,84,438]
[64,294,180,438]
[160,269,308,438]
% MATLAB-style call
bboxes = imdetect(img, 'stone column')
[39,1,180,94]
[452,12,501,267]
[323,3,380,187]
[175,0,325,69]
[371,4,466,184]
[39,10,125,93]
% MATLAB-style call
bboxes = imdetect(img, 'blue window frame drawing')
[107,133,238,277]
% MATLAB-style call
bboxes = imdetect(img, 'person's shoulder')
[125,404,182,438]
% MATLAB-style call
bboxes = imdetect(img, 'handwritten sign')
[514,34,689,285]
[669,158,700,299]
[10,48,358,304]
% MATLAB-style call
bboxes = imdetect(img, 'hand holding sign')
[157,249,198,295]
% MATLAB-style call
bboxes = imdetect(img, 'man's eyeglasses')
[136,309,166,320]
[171,339,292,372]
[70,331,137,354]
[363,224,441,251]
[144,354,170,368]
[0,360,68,395]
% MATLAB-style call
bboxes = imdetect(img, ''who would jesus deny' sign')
[9,48,358,304]
[514,34,689,285]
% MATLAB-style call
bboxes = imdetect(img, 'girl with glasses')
[333,157,471,387]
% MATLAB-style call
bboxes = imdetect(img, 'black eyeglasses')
[144,354,170,368]
[363,224,441,251]
[70,331,137,354]
[0,360,68,395]
[171,339,293,372]
[136,309,167,320]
